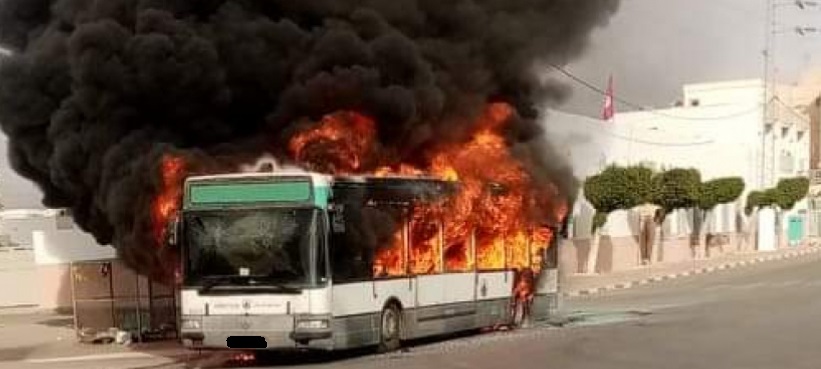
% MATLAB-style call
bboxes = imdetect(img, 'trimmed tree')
[694,177,745,258]
[583,165,654,274]
[650,168,702,263]
[745,189,775,215]
[744,177,809,249]
[774,177,810,211]
[745,178,809,214]
[774,177,810,246]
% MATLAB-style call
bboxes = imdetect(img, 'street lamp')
[795,0,819,9]
[795,26,820,35]
[774,0,819,9]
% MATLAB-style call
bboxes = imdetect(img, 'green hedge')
[652,168,701,213]
[584,165,655,231]
[745,177,809,214]
[699,177,745,211]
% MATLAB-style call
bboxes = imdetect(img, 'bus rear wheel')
[378,305,402,353]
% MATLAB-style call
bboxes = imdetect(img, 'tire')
[378,304,402,353]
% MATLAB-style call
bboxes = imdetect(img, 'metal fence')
[71,259,178,342]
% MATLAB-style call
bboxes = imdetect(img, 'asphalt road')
[27,252,818,369]
[154,252,821,369]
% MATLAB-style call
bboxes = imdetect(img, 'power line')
[569,115,716,147]
[548,64,761,121]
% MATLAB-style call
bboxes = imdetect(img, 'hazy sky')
[560,0,821,116]
[3,0,821,208]
[0,136,42,209]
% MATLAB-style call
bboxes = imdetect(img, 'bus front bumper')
[180,315,334,351]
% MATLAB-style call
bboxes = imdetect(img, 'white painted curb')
[564,246,821,298]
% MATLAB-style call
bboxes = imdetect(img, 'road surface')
[192,252,821,369]
[8,253,821,369]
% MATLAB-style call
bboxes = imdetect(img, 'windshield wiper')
[199,276,241,293]
[197,275,302,294]
[246,276,302,293]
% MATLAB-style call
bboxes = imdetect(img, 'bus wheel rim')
[383,309,398,339]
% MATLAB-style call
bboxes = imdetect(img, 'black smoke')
[0,0,619,279]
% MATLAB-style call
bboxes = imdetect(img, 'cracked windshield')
[0,1,819,368]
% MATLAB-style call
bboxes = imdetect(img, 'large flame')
[152,154,186,247]
[288,112,376,174]
[151,103,566,284]
[289,103,567,278]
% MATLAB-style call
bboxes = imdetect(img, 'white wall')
[33,230,114,265]
[544,79,808,241]
[32,220,114,265]
[0,250,39,307]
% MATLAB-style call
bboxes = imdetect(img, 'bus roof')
[185,172,458,206]
[185,171,333,188]
[185,172,456,187]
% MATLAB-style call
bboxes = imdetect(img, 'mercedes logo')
[240,320,251,330]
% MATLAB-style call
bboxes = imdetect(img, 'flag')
[602,75,615,122]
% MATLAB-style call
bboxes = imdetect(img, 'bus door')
[370,205,415,327]
[412,220,478,336]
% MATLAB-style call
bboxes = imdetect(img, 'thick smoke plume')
[0,0,619,280]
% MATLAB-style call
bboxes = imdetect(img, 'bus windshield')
[182,208,324,289]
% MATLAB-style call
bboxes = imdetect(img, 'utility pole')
[761,0,818,189]
[761,0,772,190]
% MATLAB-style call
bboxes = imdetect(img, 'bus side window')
[331,205,345,233]
[545,234,559,270]
[329,205,373,283]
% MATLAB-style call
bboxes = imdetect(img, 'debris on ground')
[78,327,134,345]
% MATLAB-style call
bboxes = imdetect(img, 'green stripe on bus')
[189,182,312,205]
[313,185,330,208]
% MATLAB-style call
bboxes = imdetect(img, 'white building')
[544,79,810,272]
[0,209,114,310]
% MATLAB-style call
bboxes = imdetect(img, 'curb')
[563,246,821,298]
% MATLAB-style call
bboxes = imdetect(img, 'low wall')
[0,250,39,307]
[560,232,748,274]
[37,263,72,312]
[560,236,642,274]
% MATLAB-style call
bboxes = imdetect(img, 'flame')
[152,154,186,246]
[147,101,566,298]
[289,111,376,174]
[288,102,568,279]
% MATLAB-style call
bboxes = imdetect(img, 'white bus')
[173,172,560,351]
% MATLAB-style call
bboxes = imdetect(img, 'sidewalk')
[0,311,188,369]
[562,241,821,297]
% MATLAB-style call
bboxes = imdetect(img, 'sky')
[0,136,43,209]
[3,0,821,209]
[559,0,821,116]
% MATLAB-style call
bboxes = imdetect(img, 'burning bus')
[172,170,560,351]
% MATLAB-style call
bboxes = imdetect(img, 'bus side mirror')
[166,217,179,247]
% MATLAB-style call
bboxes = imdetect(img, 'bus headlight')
[181,317,203,330]
[296,319,329,330]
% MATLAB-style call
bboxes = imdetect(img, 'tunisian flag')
[602,75,615,122]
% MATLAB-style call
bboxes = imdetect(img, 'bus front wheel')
[378,304,402,352]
